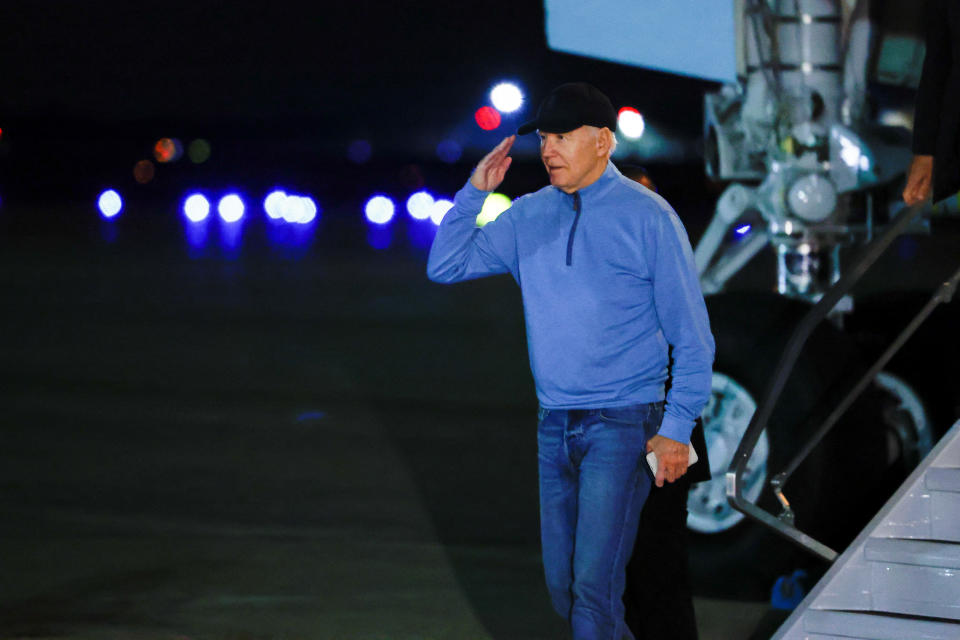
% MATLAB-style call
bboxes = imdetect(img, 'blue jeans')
[537,402,664,640]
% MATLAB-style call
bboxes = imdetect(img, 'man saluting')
[427,82,714,640]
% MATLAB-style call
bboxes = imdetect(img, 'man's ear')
[596,127,613,157]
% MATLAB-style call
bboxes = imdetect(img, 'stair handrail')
[725,200,945,561]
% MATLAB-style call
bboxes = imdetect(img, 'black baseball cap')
[517,82,617,135]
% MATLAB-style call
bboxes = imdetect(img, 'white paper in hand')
[646,446,698,476]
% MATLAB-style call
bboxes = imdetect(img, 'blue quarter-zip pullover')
[427,162,714,444]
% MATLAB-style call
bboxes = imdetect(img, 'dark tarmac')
[3,202,956,639]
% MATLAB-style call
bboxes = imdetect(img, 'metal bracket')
[771,472,796,525]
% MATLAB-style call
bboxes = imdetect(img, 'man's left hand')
[646,435,689,488]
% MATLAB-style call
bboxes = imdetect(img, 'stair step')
[803,610,960,640]
[863,538,960,620]
[865,537,960,569]
[926,467,960,492]
[875,479,960,542]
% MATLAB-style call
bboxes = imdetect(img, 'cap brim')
[516,120,539,135]
[517,118,586,136]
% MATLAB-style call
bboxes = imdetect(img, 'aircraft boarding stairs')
[772,419,960,639]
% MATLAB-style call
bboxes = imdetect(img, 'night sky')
[0,1,711,157]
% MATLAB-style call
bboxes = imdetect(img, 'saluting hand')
[470,135,515,192]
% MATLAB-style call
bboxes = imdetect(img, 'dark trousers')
[623,474,698,639]
[623,419,707,640]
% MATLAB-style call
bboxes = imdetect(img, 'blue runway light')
[218,194,245,223]
[183,193,211,222]
[298,197,318,224]
[735,224,752,236]
[280,196,305,224]
[430,199,454,226]
[284,196,317,224]
[264,190,287,220]
[365,196,395,225]
[97,189,123,219]
[406,191,435,220]
[265,190,318,225]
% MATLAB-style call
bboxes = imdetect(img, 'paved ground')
[0,387,771,639]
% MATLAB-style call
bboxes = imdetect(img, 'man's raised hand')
[470,136,515,192]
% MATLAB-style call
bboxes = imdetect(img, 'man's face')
[538,126,607,193]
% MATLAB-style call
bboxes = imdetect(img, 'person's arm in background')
[645,207,716,487]
[904,0,950,205]
[427,136,519,282]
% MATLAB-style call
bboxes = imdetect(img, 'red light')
[153,137,182,163]
[475,106,501,131]
[618,106,640,117]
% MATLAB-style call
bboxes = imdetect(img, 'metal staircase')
[771,419,960,639]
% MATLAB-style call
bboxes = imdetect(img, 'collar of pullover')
[555,161,619,201]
